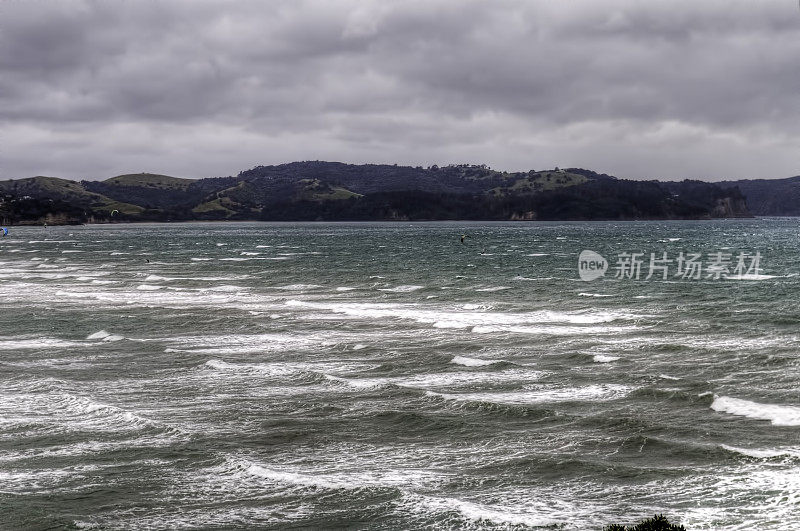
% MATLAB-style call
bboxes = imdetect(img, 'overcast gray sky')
[2,0,798,181]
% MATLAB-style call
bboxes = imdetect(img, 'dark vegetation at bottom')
[603,514,687,531]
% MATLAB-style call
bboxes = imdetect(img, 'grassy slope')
[192,182,252,216]
[191,197,237,215]
[490,171,587,196]
[103,173,194,190]
[191,178,363,217]
[295,179,362,201]
[0,176,144,214]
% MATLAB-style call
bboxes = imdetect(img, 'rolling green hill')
[0,176,144,216]
[103,173,194,190]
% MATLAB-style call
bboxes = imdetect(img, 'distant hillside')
[0,176,143,224]
[719,176,800,216]
[0,162,752,225]
[83,173,209,210]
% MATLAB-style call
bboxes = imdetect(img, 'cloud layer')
[2,0,799,180]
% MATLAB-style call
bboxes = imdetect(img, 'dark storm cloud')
[2,0,799,180]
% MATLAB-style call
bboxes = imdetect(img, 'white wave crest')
[0,338,83,350]
[379,285,425,293]
[721,444,800,459]
[87,330,124,342]
[450,356,502,367]
[284,300,638,333]
[412,494,558,528]
[429,384,630,406]
[593,355,620,363]
[137,284,163,291]
[273,284,322,291]
[472,325,636,336]
[144,274,172,282]
[711,395,800,426]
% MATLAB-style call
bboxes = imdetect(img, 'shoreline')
[5,215,762,227]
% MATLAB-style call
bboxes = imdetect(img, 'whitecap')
[379,285,425,293]
[199,285,246,292]
[217,456,441,493]
[285,300,636,332]
[168,334,309,356]
[144,274,172,282]
[273,284,322,291]
[450,355,502,367]
[330,369,541,391]
[202,359,299,377]
[323,374,384,390]
[721,444,800,459]
[472,325,637,336]
[430,384,630,405]
[711,395,800,426]
[413,494,558,528]
[433,321,471,329]
[593,355,620,363]
[0,338,83,350]
[87,330,124,342]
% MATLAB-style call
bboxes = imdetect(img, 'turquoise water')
[1,220,799,529]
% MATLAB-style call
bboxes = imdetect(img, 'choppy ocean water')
[1,220,799,530]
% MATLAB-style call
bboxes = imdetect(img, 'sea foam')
[429,384,630,406]
[87,330,124,342]
[450,356,502,367]
[711,395,800,426]
[379,285,425,292]
[593,355,620,363]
